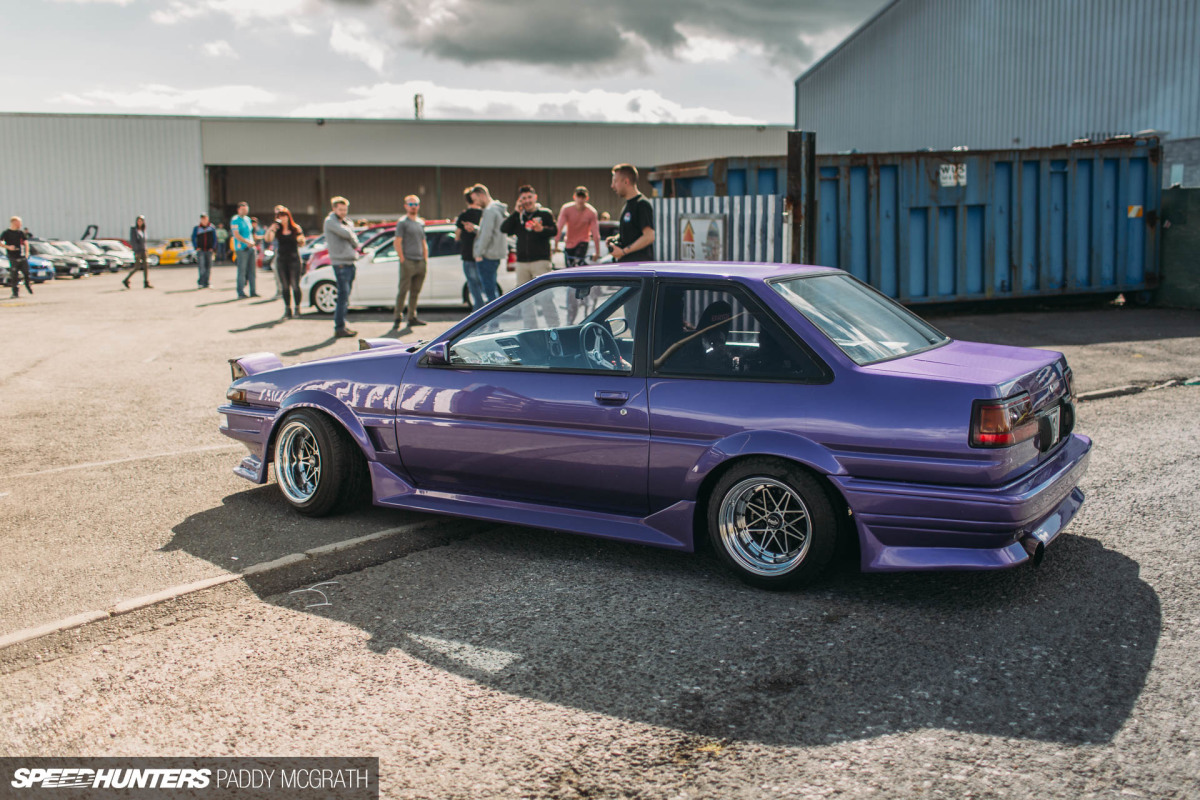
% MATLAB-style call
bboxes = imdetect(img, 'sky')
[8,0,888,125]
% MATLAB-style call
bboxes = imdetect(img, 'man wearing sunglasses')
[393,194,428,329]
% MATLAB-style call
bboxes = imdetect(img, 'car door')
[646,280,833,514]
[352,239,400,306]
[396,277,650,514]
[422,229,461,304]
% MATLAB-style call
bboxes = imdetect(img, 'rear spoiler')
[229,352,284,380]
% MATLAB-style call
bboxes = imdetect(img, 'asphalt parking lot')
[1,265,1199,798]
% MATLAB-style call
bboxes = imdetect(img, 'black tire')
[706,458,837,590]
[272,409,370,517]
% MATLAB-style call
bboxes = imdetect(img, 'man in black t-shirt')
[3,215,32,297]
[454,189,485,308]
[608,163,655,263]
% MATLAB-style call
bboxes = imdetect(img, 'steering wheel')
[579,322,622,370]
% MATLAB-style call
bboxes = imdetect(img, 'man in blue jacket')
[191,213,216,289]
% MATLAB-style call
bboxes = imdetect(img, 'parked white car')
[300,224,517,314]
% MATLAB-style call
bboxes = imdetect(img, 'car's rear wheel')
[273,409,369,517]
[707,458,837,590]
[311,280,337,314]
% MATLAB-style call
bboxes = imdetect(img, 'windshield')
[772,273,948,365]
[76,242,104,254]
[53,241,84,254]
[99,242,131,252]
[32,241,63,255]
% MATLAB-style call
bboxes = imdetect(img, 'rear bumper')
[830,433,1091,572]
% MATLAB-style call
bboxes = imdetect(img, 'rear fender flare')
[271,390,378,462]
[682,430,846,500]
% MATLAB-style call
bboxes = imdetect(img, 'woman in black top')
[265,206,306,318]
[122,215,150,289]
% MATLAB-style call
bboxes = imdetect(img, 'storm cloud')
[335,0,886,70]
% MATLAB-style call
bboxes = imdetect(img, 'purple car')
[219,263,1090,589]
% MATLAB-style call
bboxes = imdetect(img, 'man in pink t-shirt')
[555,186,602,267]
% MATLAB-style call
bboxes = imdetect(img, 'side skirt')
[368,462,695,552]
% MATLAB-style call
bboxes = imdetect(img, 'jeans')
[277,254,302,311]
[8,257,32,296]
[476,258,501,302]
[564,242,589,267]
[123,252,150,287]
[396,258,427,323]
[235,247,256,296]
[195,250,212,287]
[333,263,355,331]
[462,259,485,308]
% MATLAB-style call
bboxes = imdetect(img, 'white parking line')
[1,444,243,479]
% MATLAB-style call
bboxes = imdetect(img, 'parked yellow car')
[146,238,196,266]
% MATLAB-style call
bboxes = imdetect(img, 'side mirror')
[425,342,450,365]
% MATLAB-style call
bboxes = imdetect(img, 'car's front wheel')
[273,409,369,517]
[707,459,837,590]
[311,280,337,314]
[147,254,160,265]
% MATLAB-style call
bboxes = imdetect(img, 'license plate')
[1045,405,1061,447]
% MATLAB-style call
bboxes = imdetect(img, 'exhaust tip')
[1021,536,1045,567]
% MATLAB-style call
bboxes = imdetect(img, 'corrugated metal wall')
[794,0,1200,153]
[0,114,204,240]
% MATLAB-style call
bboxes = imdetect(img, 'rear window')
[771,273,948,365]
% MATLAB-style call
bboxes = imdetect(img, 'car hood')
[864,339,1067,407]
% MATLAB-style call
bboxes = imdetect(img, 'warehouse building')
[0,113,788,241]
[793,0,1200,185]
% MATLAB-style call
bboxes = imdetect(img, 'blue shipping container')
[813,138,1161,303]
[649,138,1161,304]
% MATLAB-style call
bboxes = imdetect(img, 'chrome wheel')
[718,477,812,577]
[276,420,322,503]
[313,281,337,313]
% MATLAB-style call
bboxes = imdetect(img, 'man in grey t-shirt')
[393,194,428,329]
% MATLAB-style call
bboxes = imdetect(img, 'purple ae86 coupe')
[219,263,1090,589]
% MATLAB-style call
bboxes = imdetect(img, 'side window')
[653,284,825,381]
[427,231,459,258]
[170,240,184,249]
[373,241,398,262]
[448,281,642,372]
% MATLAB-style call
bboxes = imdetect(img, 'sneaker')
[334,327,358,338]
[408,317,427,326]
[236,293,247,299]
[249,293,260,298]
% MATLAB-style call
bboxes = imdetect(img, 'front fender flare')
[680,430,846,500]
[273,390,378,462]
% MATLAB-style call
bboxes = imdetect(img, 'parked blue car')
[220,264,1090,589]
[1,255,56,285]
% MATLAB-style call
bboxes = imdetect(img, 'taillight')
[971,393,1037,447]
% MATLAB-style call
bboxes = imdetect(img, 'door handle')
[594,390,629,405]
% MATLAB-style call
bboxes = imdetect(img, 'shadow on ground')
[933,306,1200,348]
[163,484,434,570]
[268,525,1159,748]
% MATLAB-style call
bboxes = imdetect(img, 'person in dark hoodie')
[191,213,216,289]
[123,215,150,289]
[500,184,557,286]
